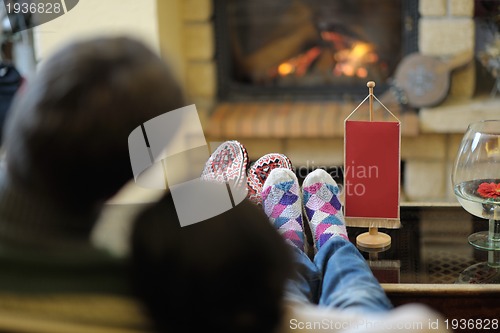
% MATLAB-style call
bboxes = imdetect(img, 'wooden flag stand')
[357,82,391,249]
[357,225,392,249]
[344,81,401,249]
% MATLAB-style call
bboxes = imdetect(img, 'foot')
[247,153,293,205]
[200,140,249,190]
[302,169,348,253]
[262,168,304,251]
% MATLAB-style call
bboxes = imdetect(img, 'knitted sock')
[201,140,249,189]
[262,168,304,251]
[302,169,348,252]
[247,153,293,206]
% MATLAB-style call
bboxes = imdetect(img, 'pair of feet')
[201,140,348,253]
[262,168,348,254]
[200,140,293,205]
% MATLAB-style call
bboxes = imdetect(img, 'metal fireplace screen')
[214,0,418,100]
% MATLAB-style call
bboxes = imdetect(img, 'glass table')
[346,202,493,284]
[339,202,500,322]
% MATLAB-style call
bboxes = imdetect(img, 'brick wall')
[419,0,476,101]
[181,0,216,128]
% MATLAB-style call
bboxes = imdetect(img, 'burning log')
[240,20,318,83]
[230,0,319,83]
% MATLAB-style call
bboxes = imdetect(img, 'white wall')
[33,0,160,62]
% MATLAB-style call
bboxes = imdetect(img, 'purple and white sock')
[262,168,304,251]
[302,169,348,252]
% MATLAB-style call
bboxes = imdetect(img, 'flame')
[320,31,347,50]
[343,64,355,77]
[274,33,379,79]
[276,47,321,77]
[332,41,377,78]
[351,43,370,58]
[278,63,294,76]
[356,67,368,78]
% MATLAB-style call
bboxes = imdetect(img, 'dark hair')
[2,36,185,210]
[130,189,294,333]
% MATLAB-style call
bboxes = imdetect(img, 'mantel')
[206,101,419,140]
[420,96,500,133]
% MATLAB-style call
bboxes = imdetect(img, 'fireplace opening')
[214,0,419,100]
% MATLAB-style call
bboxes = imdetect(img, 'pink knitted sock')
[262,168,304,251]
[302,169,348,253]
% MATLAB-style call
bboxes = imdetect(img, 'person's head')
[2,36,185,210]
[130,189,294,333]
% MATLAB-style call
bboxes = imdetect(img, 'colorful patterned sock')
[302,169,348,252]
[262,168,304,251]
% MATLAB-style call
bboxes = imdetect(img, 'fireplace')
[180,0,495,203]
[214,0,419,100]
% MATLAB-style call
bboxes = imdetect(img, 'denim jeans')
[285,237,393,313]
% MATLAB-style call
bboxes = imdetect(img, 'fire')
[275,36,379,80]
[356,67,368,78]
[333,41,378,78]
[276,47,321,77]
[351,43,371,58]
[278,63,294,76]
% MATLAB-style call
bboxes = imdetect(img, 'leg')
[303,169,393,313]
[262,168,320,304]
[285,245,321,304]
[315,237,393,313]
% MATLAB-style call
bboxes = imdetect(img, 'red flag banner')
[344,115,401,228]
